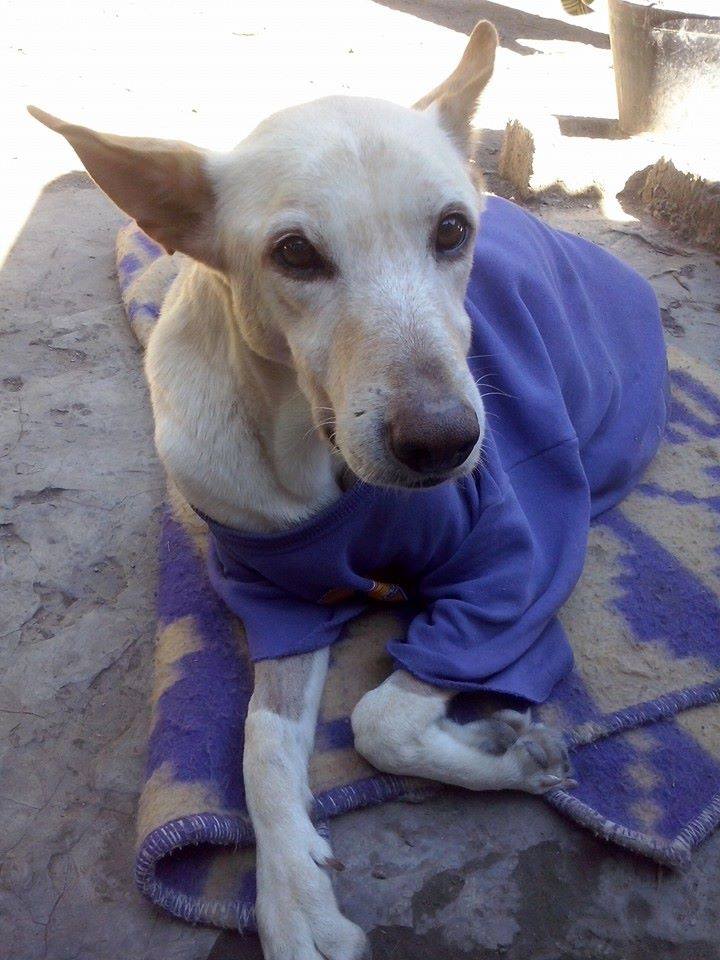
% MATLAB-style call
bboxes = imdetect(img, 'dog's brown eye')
[273,235,326,274]
[436,213,469,253]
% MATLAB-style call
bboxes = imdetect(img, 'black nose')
[388,402,480,475]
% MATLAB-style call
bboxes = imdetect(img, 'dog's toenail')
[524,739,549,767]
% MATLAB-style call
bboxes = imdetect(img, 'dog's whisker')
[299,417,336,444]
[480,387,517,401]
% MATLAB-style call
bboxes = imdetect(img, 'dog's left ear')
[414,20,498,156]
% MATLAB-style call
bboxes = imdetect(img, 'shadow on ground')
[370,0,610,54]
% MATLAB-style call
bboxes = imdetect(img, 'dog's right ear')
[413,20,498,156]
[27,106,222,270]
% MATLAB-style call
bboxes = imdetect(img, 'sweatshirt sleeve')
[205,543,366,662]
[386,436,588,701]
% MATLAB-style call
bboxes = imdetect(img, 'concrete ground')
[1,2,719,958]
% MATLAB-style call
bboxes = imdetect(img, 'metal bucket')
[608,0,720,135]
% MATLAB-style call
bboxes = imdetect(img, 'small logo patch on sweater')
[367,580,407,602]
[320,580,408,605]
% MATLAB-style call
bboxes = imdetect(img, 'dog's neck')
[228,314,351,508]
[148,262,348,533]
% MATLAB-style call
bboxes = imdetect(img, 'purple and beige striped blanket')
[116,221,720,931]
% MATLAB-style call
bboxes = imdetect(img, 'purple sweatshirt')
[200,196,667,702]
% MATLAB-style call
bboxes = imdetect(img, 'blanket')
[116,220,720,931]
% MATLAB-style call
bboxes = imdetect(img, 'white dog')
[30,23,586,959]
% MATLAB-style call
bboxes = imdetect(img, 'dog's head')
[29,21,497,489]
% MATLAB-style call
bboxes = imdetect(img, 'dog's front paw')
[255,826,369,960]
[496,710,577,794]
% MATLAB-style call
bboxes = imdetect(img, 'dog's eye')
[435,213,469,254]
[272,235,327,275]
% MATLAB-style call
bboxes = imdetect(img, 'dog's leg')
[244,648,368,960]
[351,670,575,794]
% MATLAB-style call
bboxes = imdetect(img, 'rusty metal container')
[608,0,720,135]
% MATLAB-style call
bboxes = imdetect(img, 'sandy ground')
[2,1,720,958]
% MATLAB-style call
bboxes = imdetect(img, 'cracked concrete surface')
[2,1,719,958]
